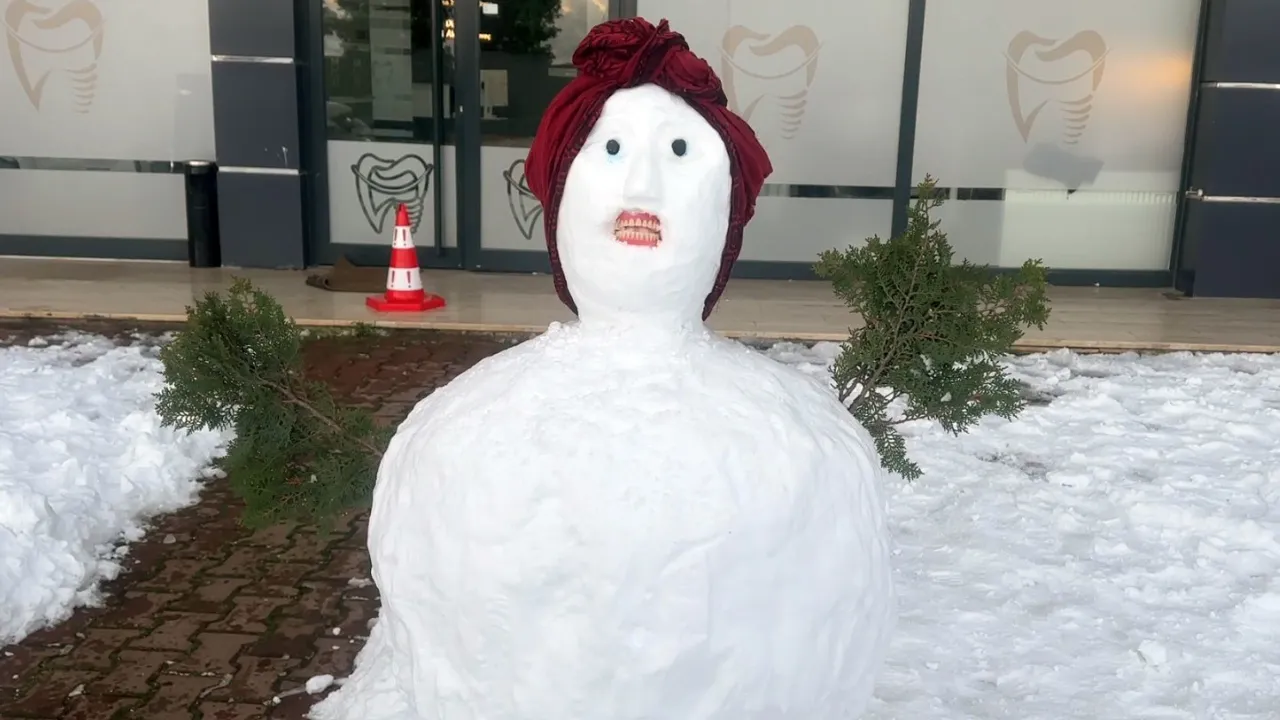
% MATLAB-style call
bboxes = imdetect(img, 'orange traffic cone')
[366,204,447,313]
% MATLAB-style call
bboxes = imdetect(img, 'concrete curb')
[2,309,1279,355]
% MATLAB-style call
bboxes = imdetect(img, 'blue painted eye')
[671,138,687,157]
[606,139,621,155]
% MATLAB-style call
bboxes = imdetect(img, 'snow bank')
[0,333,231,647]
[769,343,1280,719]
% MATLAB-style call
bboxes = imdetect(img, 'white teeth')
[614,215,660,232]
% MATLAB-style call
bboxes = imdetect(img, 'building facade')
[1,0,1277,297]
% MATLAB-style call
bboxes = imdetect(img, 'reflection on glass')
[322,0,603,147]
[323,0,454,143]
[480,0,605,147]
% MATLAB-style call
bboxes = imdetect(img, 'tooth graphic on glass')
[3,0,105,112]
[1005,30,1108,192]
[503,159,542,241]
[351,152,434,235]
[720,25,820,141]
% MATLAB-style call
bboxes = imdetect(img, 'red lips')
[613,210,661,247]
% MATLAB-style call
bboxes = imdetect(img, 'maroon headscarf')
[524,18,773,321]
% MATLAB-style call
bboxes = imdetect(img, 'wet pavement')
[0,320,513,719]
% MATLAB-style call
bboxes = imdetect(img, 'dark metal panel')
[1201,0,1280,83]
[1188,86,1280,198]
[1186,200,1280,298]
[211,61,301,170]
[216,172,307,268]
[1169,0,1213,293]
[209,0,296,58]
[427,0,447,259]
[295,0,329,266]
[0,237,187,260]
[890,0,926,239]
[455,0,483,269]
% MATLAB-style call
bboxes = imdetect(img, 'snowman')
[311,18,895,720]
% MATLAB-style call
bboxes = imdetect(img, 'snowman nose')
[622,146,663,205]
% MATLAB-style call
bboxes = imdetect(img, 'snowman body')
[313,324,894,720]
[311,76,895,720]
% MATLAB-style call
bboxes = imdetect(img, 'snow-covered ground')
[0,333,230,647]
[767,342,1280,720]
[4,330,1278,717]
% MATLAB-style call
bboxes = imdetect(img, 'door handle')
[1184,188,1204,200]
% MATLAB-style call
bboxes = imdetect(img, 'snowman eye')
[606,139,621,156]
[671,138,687,157]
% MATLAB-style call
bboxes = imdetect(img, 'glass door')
[448,0,611,272]
[318,0,466,269]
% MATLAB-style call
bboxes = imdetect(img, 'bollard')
[183,160,221,268]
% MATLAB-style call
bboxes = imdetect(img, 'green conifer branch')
[815,175,1051,480]
[154,278,392,528]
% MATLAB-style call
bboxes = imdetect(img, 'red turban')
[524,17,773,321]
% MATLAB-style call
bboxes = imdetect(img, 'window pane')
[323,0,452,144]
[912,0,1201,269]
[479,0,606,148]
[479,0,605,251]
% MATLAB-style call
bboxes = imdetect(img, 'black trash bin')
[183,160,221,268]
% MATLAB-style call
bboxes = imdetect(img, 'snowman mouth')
[614,210,662,247]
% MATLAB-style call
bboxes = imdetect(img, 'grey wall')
[208,0,307,268]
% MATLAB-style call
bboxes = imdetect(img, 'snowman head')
[555,84,730,323]
[525,18,772,325]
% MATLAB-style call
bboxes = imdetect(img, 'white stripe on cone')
[386,267,424,291]
[391,226,414,249]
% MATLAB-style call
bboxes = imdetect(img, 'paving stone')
[208,655,298,704]
[267,689,315,720]
[20,612,96,646]
[244,522,297,547]
[208,547,272,579]
[138,557,214,594]
[61,693,137,720]
[276,532,330,564]
[0,645,59,689]
[295,636,362,680]
[129,613,221,652]
[207,596,294,634]
[0,328,510,719]
[88,649,180,697]
[200,701,270,720]
[257,562,315,591]
[49,629,140,671]
[310,549,369,582]
[335,519,369,550]
[93,592,179,629]
[132,674,223,719]
[167,632,257,675]
[277,581,346,625]
[169,578,252,614]
[245,618,317,660]
[334,596,379,639]
[2,668,90,717]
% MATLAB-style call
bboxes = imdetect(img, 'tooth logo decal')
[1004,30,1108,192]
[351,152,433,235]
[720,24,820,141]
[3,0,105,113]
[503,159,542,241]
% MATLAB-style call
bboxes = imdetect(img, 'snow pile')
[0,333,231,647]
[767,343,1280,719]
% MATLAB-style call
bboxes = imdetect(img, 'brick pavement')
[0,320,515,719]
